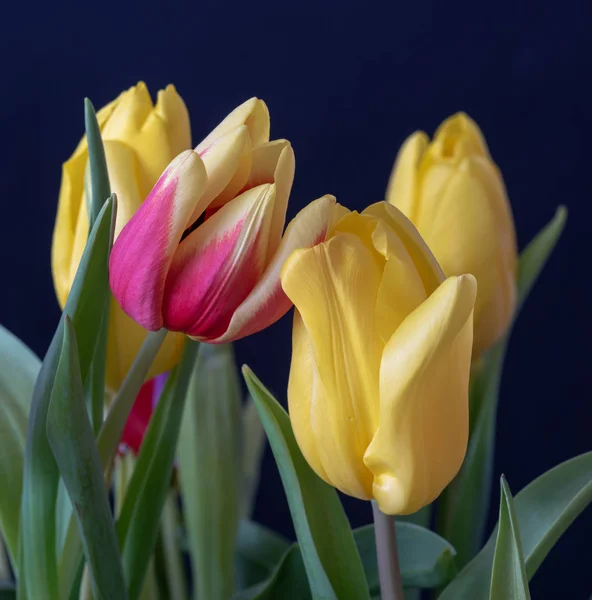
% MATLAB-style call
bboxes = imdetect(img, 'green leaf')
[57,329,168,598]
[437,206,567,566]
[235,521,457,600]
[0,326,40,565]
[440,451,592,599]
[489,477,530,600]
[241,395,267,518]
[242,366,370,600]
[516,206,567,310]
[235,520,291,590]
[19,196,115,599]
[84,98,113,435]
[47,317,127,600]
[117,340,198,600]
[84,99,111,228]
[178,344,242,600]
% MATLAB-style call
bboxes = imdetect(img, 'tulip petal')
[196,98,270,154]
[213,195,334,343]
[191,125,251,220]
[282,232,383,499]
[101,82,182,198]
[372,221,427,343]
[162,184,276,339]
[154,84,192,156]
[364,201,444,294]
[415,157,516,355]
[52,151,90,307]
[432,112,491,160]
[386,131,428,219]
[363,274,476,515]
[110,150,208,330]
[244,140,295,262]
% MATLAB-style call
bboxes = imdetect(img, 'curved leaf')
[242,366,370,600]
[178,344,241,600]
[440,451,592,599]
[489,478,530,599]
[117,340,198,600]
[47,318,126,600]
[0,326,40,564]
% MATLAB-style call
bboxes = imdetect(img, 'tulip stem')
[372,501,404,600]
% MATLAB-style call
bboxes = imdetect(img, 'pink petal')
[161,184,276,339]
[109,150,208,330]
[210,194,335,343]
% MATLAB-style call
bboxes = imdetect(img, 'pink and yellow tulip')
[110,99,334,342]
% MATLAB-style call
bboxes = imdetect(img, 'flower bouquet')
[0,83,584,600]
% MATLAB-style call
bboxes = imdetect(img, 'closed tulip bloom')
[386,113,517,357]
[110,100,334,342]
[52,82,189,389]
[281,202,476,515]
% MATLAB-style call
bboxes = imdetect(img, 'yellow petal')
[105,299,185,391]
[52,151,88,307]
[363,274,476,515]
[282,233,383,499]
[363,202,444,294]
[192,125,251,220]
[386,131,428,220]
[372,221,427,343]
[414,156,516,354]
[244,140,295,263]
[195,98,270,154]
[154,84,192,156]
[432,112,491,161]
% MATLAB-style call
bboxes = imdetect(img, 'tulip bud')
[386,113,517,357]
[52,82,190,389]
[281,202,476,515]
[110,100,334,343]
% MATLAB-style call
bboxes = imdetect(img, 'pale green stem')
[372,501,404,600]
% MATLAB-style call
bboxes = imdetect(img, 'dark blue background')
[1,0,590,597]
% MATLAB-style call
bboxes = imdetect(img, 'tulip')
[52,82,189,389]
[386,113,517,357]
[281,201,476,515]
[110,99,334,342]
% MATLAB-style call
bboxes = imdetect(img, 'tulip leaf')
[19,196,115,600]
[234,520,457,599]
[489,477,531,600]
[242,366,371,600]
[241,395,267,518]
[57,329,168,598]
[84,99,111,228]
[117,340,198,600]
[177,344,241,600]
[47,317,127,600]
[439,451,592,600]
[437,206,567,566]
[85,98,113,436]
[0,326,40,566]
[235,520,292,590]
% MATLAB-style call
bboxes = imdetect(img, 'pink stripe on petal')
[211,194,335,343]
[109,151,207,330]
[161,184,275,339]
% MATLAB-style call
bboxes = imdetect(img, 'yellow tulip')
[52,82,190,390]
[281,201,476,515]
[386,113,517,357]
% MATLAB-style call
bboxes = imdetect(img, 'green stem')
[372,501,404,600]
